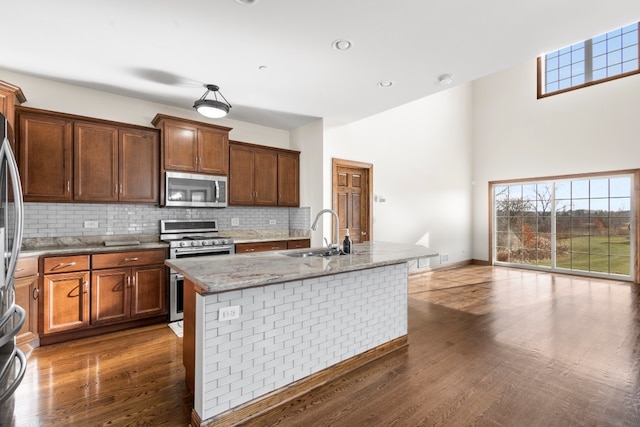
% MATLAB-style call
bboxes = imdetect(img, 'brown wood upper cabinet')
[0,80,26,151]
[74,122,159,203]
[229,141,300,207]
[152,114,231,175]
[18,111,73,201]
[16,107,159,204]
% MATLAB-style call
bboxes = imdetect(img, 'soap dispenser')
[343,229,351,254]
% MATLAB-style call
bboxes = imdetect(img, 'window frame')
[537,22,640,99]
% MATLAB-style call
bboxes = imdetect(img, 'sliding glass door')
[493,173,633,280]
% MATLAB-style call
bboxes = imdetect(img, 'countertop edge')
[167,242,438,295]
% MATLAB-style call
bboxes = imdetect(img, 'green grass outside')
[514,235,631,275]
[556,235,630,275]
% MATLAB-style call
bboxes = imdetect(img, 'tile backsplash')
[24,203,311,238]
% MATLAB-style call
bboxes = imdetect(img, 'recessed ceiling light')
[438,74,453,85]
[377,80,394,88]
[332,39,352,50]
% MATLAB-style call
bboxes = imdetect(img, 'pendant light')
[193,84,232,118]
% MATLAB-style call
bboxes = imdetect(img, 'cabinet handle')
[120,184,123,194]
[83,282,88,293]
[52,261,76,271]
[127,276,131,288]
[32,288,40,300]
[271,246,280,250]
[15,268,24,272]
[123,257,139,262]
[67,181,70,192]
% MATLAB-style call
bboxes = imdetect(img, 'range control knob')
[180,241,189,247]
[191,241,200,246]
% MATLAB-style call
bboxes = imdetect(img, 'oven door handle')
[173,246,234,256]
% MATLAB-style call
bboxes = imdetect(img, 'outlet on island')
[219,305,241,321]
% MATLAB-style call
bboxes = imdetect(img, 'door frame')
[332,158,374,242]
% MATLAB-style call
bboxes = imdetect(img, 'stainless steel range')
[160,219,234,321]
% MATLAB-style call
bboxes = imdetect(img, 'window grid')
[539,22,639,97]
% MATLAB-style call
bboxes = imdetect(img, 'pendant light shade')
[194,84,232,118]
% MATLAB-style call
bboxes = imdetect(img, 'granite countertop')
[166,241,438,295]
[20,235,169,257]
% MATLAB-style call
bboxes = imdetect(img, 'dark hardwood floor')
[9,266,640,426]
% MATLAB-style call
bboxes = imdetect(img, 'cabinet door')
[130,265,166,319]
[91,268,130,326]
[164,121,198,172]
[198,127,229,175]
[18,112,73,201]
[15,275,39,345]
[229,144,255,205]
[74,122,119,202]
[253,149,278,206]
[43,272,90,334]
[277,152,299,207]
[120,128,159,203]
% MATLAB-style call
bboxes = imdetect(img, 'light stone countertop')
[166,241,438,295]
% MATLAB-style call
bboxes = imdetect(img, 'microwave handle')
[215,180,220,202]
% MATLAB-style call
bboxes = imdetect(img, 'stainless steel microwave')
[164,171,227,208]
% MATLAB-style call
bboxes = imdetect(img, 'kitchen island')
[166,241,436,426]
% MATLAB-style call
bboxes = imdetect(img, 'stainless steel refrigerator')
[0,112,25,422]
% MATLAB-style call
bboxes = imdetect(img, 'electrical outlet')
[440,254,449,263]
[84,220,99,228]
[219,305,241,321]
[269,219,276,225]
[231,218,240,227]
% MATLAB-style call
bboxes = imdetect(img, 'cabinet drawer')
[235,241,288,253]
[287,239,311,250]
[15,257,38,278]
[92,249,166,269]
[43,255,90,274]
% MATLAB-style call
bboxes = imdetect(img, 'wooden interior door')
[333,159,373,244]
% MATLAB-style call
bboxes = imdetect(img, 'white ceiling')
[2,1,639,130]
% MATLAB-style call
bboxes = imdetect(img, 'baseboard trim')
[195,335,408,427]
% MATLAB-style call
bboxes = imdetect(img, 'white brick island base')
[190,263,409,424]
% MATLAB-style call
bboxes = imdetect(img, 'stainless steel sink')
[282,248,342,258]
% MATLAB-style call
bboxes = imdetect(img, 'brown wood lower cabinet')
[235,241,288,253]
[15,257,39,346]
[91,264,166,326]
[287,239,311,250]
[40,249,167,345]
[42,255,91,335]
[235,239,311,253]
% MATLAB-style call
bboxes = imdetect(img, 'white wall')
[472,60,640,261]
[0,70,290,149]
[324,84,474,264]
[290,119,324,246]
